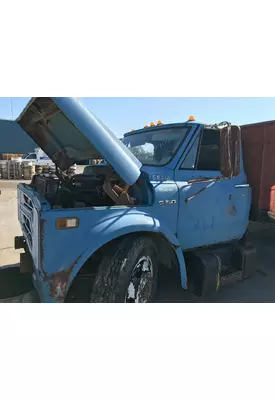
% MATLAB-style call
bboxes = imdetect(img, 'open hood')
[16,97,142,185]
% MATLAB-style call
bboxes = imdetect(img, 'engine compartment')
[29,164,150,208]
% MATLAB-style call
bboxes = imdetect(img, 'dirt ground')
[1,180,275,303]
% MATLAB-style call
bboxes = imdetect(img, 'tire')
[90,236,158,303]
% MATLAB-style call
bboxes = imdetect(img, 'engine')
[30,164,146,208]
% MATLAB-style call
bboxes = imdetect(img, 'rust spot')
[38,215,84,301]
[49,269,72,300]
[49,254,83,301]
[228,204,236,216]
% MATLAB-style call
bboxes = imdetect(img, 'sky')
[0,97,275,138]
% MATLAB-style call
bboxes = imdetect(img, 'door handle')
[235,184,250,188]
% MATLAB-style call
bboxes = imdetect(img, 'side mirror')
[220,125,241,178]
[231,125,241,176]
[220,126,233,178]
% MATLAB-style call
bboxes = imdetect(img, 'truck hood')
[16,97,142,185]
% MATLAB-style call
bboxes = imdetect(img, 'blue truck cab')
[15,97,253,302]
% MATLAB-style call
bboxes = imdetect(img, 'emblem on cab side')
[158,200,177,206]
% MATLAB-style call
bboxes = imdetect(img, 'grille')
[19,192,35,249]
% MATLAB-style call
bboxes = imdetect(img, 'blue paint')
[16,97,251,302]
[18,189,185,302]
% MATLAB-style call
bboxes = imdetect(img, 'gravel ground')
[1,179,275,303]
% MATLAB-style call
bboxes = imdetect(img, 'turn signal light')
[56,217,79,230]
[188,116,195,121]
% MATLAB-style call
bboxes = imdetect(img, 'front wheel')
[90,236,158,303]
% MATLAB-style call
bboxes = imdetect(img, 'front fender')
[73,211,187,287]
[39,208,187,302]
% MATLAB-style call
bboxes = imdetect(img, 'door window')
[197,129,221,171]
[180,128,221,171]
[180,136,200,169]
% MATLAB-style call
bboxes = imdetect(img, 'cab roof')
[123,121,215,138]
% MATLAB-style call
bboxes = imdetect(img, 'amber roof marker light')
[188,116,195,121]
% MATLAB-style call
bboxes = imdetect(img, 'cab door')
[174,124,249,250]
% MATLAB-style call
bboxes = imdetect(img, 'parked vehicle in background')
[21,148,54,166]
[12,98,275,303]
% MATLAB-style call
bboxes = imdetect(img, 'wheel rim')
[125,256,153,303]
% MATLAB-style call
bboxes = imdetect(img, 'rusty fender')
[47,255,83,301]
[39,218,83,301]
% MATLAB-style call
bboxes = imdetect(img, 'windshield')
[122,126,190,166]
[25,153,36,160]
